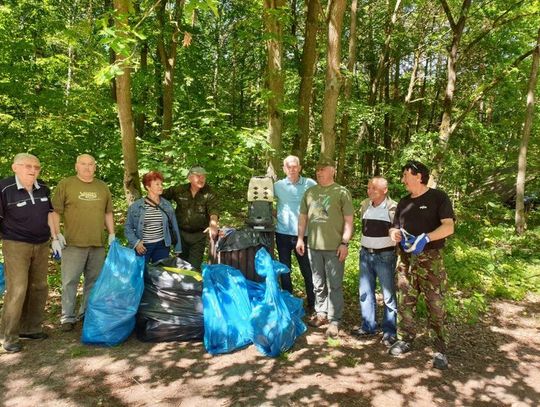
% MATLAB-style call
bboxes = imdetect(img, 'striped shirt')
[360,197,397,249]
[143,203,164,243]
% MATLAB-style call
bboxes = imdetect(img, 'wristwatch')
[340,242,349,247]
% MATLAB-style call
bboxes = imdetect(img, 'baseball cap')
[188,166,207,176]
[315,158,335,169]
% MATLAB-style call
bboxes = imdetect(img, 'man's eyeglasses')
[406,161,419,171]
[16,163,41,171]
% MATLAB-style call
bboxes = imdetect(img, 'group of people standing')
[0,153,218,354]
[1,152,454,371]
[274,156,454,370]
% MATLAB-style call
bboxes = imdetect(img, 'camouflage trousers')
[396,249,448,353]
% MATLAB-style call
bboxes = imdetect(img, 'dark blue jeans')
[141,240,170,264]
[359,247,397,337]
[275,232,315,307]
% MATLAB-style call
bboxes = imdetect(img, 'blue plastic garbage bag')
[249,248,306,357]
[82,240,145,346]
[202,264,252,354]
[0,263,5,296]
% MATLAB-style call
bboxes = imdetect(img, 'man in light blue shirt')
[274,155,317,311]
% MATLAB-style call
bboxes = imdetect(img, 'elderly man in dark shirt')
[0,153,56,353]
[163,166,219,270]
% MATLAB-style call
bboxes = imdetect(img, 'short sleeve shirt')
[0,176,53,244]
[274,176,316,236]
[300,183,354,250]
[52,176,113,247]
[393,188,455,250]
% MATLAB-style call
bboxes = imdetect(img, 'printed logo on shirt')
[312,195,331,222]
[419,205,428,209]
[79,191,101,201]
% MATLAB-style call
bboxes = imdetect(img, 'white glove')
[108,233,116,245]
[56,233,67,249]
[51,239,63,260]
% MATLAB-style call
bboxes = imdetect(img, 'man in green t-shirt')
[296,158,354,338]
[51,154,115,332]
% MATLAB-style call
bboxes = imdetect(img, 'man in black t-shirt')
[388,161,455,370]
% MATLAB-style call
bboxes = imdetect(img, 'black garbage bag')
[136,257,204,342]
[216,228,273,252]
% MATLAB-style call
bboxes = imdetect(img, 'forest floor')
[1,291,539,407]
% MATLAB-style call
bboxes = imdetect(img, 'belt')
[362,246,395,254]
[182,228,205,233]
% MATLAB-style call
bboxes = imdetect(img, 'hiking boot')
[381,335,397,348]
[326,323,339,338]
[307,314,328,328]
[433,353,449,370]
[61,322,75,332]
[2,342,22,353]
[351,327,378,338]
[388,340,411,356]
[20,332,48,340]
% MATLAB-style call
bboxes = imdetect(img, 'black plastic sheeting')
[216,228,273,252]
[135,257,204,342]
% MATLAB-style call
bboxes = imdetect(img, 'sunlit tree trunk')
[293,0,320,161]
[320,0,346,161]
[113,0,142,204]
[516,26,540,235]
[264,0,286,179]
[336,0,358,183]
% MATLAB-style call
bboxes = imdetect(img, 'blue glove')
[405,233,430,255]
[400,228,416,251]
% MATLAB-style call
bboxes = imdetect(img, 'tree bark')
[432,0,472,185]
[113,0,142,204]
[320,0,346,161]
[515,26,540,235]
[264,0,286,179]
[336,0,358,183]
[156,0,184,139]
[293,0,320,161]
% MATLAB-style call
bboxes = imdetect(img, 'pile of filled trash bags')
[81,241,306,357]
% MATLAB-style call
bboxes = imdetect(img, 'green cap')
[188,166,207,176]
[316,158,335,169]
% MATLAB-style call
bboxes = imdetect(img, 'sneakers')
[2,342,22,353]
[20,332,48,340]
[388,340,411,356]
[61,322,75,332]
[433,352,449,370]
[381,335,397,348]
[307,314,328,328]
[326,323,339,338]
[351,327,378,338]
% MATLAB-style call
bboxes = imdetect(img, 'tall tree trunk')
[432,0,472,185]
[515,26,540,235]
[293,0,320,161]
[320,0,346,161]
[336,0,358,183]
[264,0,286,179]
[113,0,142,204]
[157,0,184,139]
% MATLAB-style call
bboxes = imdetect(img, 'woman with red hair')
[124,171,182,263]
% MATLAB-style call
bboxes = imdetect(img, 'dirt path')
[2,295,539,407]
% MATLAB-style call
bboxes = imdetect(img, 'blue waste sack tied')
[82,240,145,346]
[202,248,306,357]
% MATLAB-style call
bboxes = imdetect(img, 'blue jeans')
[140,240,170,264]
[275,232,315,307]
[359,247,397,337]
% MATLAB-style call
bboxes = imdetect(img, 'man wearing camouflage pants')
[388,161,455,370]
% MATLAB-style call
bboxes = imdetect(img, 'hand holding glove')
[56,233,67,249]
[405,233,430,255]
[108,233,116,245]
[400,228,416,251]
[51,239,63,261]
